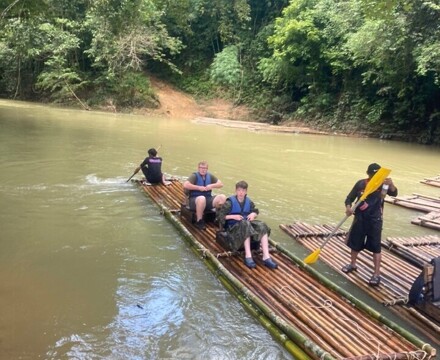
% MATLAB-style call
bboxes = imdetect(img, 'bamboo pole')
[232,249,412,356]
[266,265,406,355]
[269,239,437,357]
[266,283,366,357]
[202,251,312,360]
[280,226,440,344]
[157,206,336,360]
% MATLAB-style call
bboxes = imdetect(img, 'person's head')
[366,163,381,177]
[235,180,248,199]
[148,148,157,157]
[197,161,208,174]
[235,180,248,190]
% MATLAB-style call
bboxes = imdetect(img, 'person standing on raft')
[342,163,397,286]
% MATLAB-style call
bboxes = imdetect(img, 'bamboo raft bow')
[280,221,440,347]
[133,180,436,359]
[421,176,440,188]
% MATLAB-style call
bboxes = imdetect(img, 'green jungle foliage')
[0,0,439,144]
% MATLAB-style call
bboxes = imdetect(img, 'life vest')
[225,195,251,229]
[189,172,212,198]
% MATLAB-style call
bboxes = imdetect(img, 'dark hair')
[235,180,248,189]
[366,163,381,176]
[148,148,157,157]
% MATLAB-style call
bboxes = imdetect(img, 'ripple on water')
[44,259,291,360]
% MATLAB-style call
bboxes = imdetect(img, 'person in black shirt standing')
[341,163,397,286]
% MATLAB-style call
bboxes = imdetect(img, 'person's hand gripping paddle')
[303,167,391,264]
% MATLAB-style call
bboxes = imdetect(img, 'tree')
[34,19,86,105]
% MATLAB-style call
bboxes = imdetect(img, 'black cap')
[367,163,381,175]
[148,148,157,156]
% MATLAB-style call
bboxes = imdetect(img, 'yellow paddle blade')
[304,248,321,264]
[359,167,391,201]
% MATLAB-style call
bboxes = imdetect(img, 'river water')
[0,99,439,359]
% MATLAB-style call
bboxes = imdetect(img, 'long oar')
[125,170,138,183]
[125,144,162,183]
[304,167,391,264]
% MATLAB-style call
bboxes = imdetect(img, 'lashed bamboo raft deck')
[384,235,440,267]
[280,222,440,347]
[135,180,436,359]
[421,176,440,188]
[385,194,440,231]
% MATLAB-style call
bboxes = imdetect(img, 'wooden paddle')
[125,170,138,183]
[125,145,162,183]
[303,167,391,264]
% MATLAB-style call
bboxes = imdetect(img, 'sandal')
[341,264,357,274]
[369,275,381,286]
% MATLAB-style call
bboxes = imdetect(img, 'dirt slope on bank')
[137,77,250,121]
[138,78,327,135]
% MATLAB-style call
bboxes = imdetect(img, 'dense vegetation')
[1,0,439,144]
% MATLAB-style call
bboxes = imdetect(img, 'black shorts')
[189,195,216,211]
[346,215,383,253]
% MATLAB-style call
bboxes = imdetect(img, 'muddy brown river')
[1,99,439,359]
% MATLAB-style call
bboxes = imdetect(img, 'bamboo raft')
[280,222,440,348]
[421,176,440,188]
[385,194,440,231]
[385,194,440,213]
[135,180,437,359]
[383,236,440,325]
[411,211,440,231]
[384,235,440,267]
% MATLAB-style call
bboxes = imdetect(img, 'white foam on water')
[80,174,138,194]
[85,174,126,185]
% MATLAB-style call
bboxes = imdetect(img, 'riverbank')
[133,77,333,136]
[132,78,440,143]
